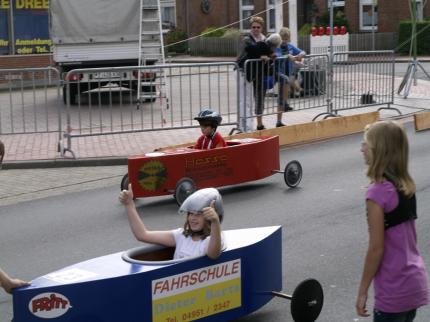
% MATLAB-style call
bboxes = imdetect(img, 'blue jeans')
[373,309,416,322]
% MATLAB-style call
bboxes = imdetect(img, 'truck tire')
[143,85,157,103]
[63,84,78,105]
[132,82,157,103]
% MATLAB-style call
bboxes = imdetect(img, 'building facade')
[313,0,430,33]
[173,0,430,36]
[1,0,429,69]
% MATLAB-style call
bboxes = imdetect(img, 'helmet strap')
[206,129,216,138]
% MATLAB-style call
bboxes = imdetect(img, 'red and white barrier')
[310,26,349,62]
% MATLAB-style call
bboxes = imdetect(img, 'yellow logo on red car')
[138,161,167,191]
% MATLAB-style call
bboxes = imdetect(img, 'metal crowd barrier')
[241,51,395,130]
[330,50,395,113]
[0,53,395,158]
[0,67,61,136]
[241,55,329,132]
[62,62,240,157]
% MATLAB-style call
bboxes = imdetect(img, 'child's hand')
[119,183,134,205]
[356,292,369,317]
[202,200,220,224]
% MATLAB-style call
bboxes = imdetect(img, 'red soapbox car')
[120,136,302,204]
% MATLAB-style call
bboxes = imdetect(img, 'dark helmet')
[194,109,222,128]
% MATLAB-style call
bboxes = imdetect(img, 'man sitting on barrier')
[194,109,226,149]
[275,27,306,127]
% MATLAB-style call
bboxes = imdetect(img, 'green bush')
[221,28,241,39]
[397,20,430,55]
[298,23,313,36]
[318,10,350,32]
[201,27,227,38]
[164,29,188,54]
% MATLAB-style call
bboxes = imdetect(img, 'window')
[266,0,275,32]
[414,0,423,21]
[360,0,378,31]
[240,0,254,31]
[160,0,176,30]
[328,1,345,8]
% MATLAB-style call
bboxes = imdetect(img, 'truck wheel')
[143,85,157,103]
[132,82,157,103]
[63,84,78,105]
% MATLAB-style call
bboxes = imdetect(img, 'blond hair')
[249,16,264,27]
[279,27,291,41]
[364,121,415,196]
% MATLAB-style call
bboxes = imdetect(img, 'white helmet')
[178,188,224,222]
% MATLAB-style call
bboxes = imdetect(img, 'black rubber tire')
[174,177,196,206]
[284,160,303,188]
[120,173,129,191]
[63,83,78,105]
[290,279,324,322]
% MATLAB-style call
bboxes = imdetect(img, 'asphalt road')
[1,122,430,322]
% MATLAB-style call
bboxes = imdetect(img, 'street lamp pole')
[288,0,297,46]
[328,0,334,114]
[7,0,15,54]
[371,0,375,50]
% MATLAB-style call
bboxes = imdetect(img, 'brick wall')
[176,0,239,37]
[311,0,429,33]
[0,54,53,69]
[344,0,359,32]
[313,0,327,23]
[378,0,411,33]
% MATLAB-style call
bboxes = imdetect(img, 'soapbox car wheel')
[120,173,129,191]
[284,160,302,188]
[291,279,324,322]
[174,177,196,206]
[271,278,323,322]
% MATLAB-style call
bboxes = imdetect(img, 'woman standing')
[356,121,429,321]
[236,16,267,131]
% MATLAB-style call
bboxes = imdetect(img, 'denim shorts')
[373,309,416,322]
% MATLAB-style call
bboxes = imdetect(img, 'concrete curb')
[230,111,380,145]
[414,111,430,131]
[2,157,127,170]
[109,111,379,162]
[0,111,409,170]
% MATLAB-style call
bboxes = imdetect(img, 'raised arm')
[119,184,176,247]
[202,201,222,259]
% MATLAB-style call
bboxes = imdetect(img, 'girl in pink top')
[356,121,429,322]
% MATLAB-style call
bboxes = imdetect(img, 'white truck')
[50,0,157,104]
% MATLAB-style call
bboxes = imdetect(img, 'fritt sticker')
[152,259,241,322]
[29,292,72,319]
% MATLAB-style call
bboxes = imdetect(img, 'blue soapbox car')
[13,226,323,322]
